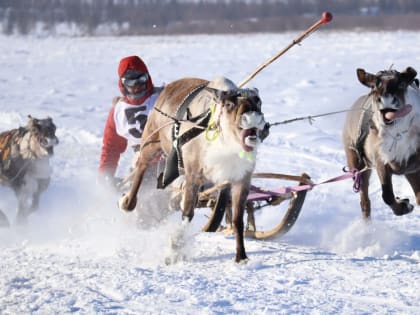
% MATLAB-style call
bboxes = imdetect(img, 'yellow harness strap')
[205,104,219,141]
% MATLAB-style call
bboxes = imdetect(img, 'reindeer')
[0,116,58,225]
[343,67,420,219]
[118,76,266,263]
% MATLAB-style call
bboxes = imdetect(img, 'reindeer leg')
[231,180,250,263]
[0,209,9,227]
[119,162,147,211]
[31,178,49,211]
[181,173,200,221]
[225,206,233,230]
[164,173,200,265]
[345,147,372,220]
[246,202,256,232]
[118,141,161,212]
[378,164,413,216]
[359,168,372,220]
[14,176,40,224]
[15,188,32,225]
[405,171,420,206]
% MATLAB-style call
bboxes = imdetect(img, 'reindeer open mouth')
[380,104,412,125]
[239,111,265,152]
[240,128,258,152]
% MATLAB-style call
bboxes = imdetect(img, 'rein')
[153,106,210,127]
[269,108,366,127]
[247,166,370,202]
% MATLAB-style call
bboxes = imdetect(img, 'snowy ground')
[0,30,419,314]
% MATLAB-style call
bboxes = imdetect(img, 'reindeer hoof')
[165,252,186,265]
[118,194,137,212]
[235,256,249,264]
[392,197,414,216]
[235,250,248,263]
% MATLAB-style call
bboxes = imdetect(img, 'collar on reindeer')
[205,104,220,141]
[239,149,256,161]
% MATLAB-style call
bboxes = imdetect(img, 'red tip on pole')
[321,12,333,24]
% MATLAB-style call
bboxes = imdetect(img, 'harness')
[157,83,212,189]
[352,95,374,164]
[0,128,27,183]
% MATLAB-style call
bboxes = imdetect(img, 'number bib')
[113,93,158,145]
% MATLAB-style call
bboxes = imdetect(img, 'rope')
[269,109,361,127]
[153,105,210,129]
[247,166,370,202]
[142,106,211,151]
[153,106,177,121]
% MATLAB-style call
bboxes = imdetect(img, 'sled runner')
[199,172,311,239]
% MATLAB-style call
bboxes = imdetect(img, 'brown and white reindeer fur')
[0,116,58,225]
[343,67,420,219]
[119,77,266,263]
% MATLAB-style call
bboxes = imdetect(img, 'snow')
[0,30,420,314]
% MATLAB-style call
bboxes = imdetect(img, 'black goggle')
[121,70,149,87]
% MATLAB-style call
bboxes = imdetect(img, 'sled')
[199,172,311,240]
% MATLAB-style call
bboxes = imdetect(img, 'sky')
[0,29,419,314]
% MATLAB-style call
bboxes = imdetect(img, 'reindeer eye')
[224,100,236,111]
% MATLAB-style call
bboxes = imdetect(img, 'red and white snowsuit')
[98,56,159,176]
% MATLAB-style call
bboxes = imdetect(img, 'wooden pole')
[238,12,333,88]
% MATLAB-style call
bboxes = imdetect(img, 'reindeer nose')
[240,111,265,129]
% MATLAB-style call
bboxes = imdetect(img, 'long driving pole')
[238,12,333,88]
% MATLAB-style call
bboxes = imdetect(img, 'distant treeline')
[1,0,420,36]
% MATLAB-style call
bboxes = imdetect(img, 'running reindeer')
[119,76,266,263]
[0,116,58,225]
[343,67,420,219]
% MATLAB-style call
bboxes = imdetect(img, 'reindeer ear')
[204,87,228,102]
[357,68,377,89]
[401,66,417,85]
[30,116,40,125]
[27,115,34,125]
[248,87,259,96]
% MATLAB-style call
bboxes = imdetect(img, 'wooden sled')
[200,173,312,240]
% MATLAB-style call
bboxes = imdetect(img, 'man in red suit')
[99,55,161,185]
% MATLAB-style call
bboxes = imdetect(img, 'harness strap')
[353,95,374,164]
[0,128,27,183]
[0,130,14,164]
[157,83,209,189]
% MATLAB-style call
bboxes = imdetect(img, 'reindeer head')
[206,83,266,153]
[27,115,59,156]
[357,67,417,127]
